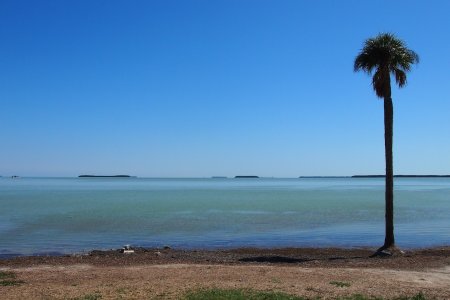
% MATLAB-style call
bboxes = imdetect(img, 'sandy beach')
[1,247,449,299]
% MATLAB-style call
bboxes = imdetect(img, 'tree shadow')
[327,256,364,261]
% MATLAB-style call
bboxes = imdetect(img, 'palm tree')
[354,33,419,254]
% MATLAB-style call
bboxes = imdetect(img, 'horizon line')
[2,174,450,179]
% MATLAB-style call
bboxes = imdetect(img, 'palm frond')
[372,69,387,98]
[393,68,407,87]
[354,33,419,97]
[354,52,376,73]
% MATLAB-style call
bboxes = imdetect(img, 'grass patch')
[393,294,428,300]
[330,281,351,288]
[71,293,102,300]
[184,289,429,300]
[337,296,383,300]
[337,294,428,300]
[0,271,16,279]
[0,271,24,286]
[184,288,306,300]
[332,294,429,300]
[0,280,25,286]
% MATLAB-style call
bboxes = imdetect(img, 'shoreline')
[1,246,449,270]
[2,244,449,259]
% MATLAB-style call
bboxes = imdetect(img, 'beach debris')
[120,244,135,254]
[155,251,162,256]
[163,245,171,250]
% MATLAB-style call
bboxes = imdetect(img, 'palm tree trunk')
[383,97,395,248]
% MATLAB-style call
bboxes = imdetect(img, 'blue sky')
[1,0,449,177]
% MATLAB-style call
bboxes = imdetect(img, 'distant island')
[78,175,135,178]
[235,176,259,178]
[352,175,450,178]
[211,176,227,179]
[299,176,351,178]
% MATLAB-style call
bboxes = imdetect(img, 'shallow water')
[0,177,449,256]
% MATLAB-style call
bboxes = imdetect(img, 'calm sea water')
[0,177,449,256]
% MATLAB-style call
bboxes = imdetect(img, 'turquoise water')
[0,177,449,256]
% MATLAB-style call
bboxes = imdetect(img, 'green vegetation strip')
[330,281,351,288]
[184,289,306,300]
[71,293,102,300]
[183,289,428,300]
[0,271,24,286]
[0,271,16,279]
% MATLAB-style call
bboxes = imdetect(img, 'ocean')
[0,177,449,257]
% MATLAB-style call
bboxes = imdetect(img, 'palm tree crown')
[354,33,419,98]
